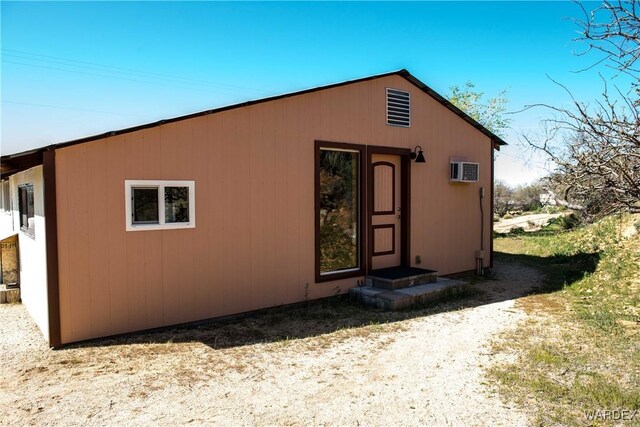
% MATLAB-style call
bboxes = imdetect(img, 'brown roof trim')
[397,70,508,147]
[1,149,46,179]
[1,69,507,173]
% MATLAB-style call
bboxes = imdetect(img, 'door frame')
[366,145,411,273]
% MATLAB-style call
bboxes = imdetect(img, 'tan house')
[0,70,505,347]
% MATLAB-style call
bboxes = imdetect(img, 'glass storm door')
[370,154,402,270]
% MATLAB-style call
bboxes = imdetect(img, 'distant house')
[0,70,506,347]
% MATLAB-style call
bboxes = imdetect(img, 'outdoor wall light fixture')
[410,145,426,163]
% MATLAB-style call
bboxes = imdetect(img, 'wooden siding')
[55,75,493,344]
[1,234,19,285]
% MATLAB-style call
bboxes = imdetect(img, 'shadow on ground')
[64,250,600,352]
[494,250,600,293]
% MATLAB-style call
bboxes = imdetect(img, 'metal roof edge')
[399,72,508,147]
[2,68,506,168]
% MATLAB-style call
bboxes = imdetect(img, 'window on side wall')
[18,183,35,237]
[125,180,195,231]
[1,180,11,214]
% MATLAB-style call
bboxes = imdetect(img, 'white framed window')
[1,180,11,214]
[18,183,35,237]
[125,180,195,231]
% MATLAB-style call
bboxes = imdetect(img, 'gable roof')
[1,69,506,177]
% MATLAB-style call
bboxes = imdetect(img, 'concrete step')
[0,285,20,304]
[367,266,438,290]
[350,278,468,310]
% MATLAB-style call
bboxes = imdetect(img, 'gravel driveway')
[494,213,567,233]
[0,261,538,426]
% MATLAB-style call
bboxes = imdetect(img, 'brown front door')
[370,154,402,270]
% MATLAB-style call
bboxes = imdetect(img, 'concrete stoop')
[369,268,438,290]
[349,278,468,310]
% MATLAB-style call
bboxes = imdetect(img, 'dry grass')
[1,302,413,424]
[515,293,568,314]
[489,213,640,426]
[4,297,423,385]
[490,312,640,426]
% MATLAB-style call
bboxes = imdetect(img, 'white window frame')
[1,180,11,214]
[125,180,195,231]
[18,183,35,238]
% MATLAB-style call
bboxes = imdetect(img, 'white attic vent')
[386,88,410,127]
[450,162,479,183]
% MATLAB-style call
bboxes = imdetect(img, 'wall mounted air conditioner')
[450,162,479,183]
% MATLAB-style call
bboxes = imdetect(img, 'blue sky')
[0,1,624,185]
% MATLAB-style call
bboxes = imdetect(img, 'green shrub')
[559,213,580,230]
[510,226,526,235]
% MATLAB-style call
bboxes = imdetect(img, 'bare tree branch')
[522,69,640,219]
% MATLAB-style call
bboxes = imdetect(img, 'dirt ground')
[0,261,540,426]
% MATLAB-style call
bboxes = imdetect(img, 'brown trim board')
[490,141,495,269]
[314,140,366,283]
[1,150,43,179]
[43,149,61,349]
[401,154,410,268]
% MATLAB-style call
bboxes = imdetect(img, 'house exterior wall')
[3,166,50,340]
[0,211,13,233]
[54,75,493,344]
